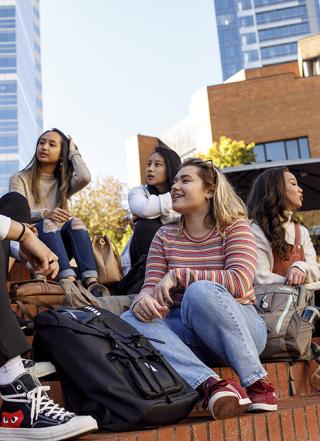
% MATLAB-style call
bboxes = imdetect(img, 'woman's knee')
[70,217,87,231]
[183,280,227,307]
[37,219,60,234]
[181,281,235,324]
[0,192,31,222]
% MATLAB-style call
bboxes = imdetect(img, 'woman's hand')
[68,138,78,154]
[133,297,167,322]
[19,228,59,278]
[44,207,71,223]
[286,266,306,286]
[153,272,176,307]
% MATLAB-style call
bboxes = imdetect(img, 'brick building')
[126,34,320,188]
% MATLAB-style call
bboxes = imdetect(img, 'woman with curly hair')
[247,167,320,286]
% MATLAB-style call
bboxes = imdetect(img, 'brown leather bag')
[92,235,123,284]
[9,279,65,320]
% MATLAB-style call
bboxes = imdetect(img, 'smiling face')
[283,171,303,211]
[171,165,213,216]
[36,131,62,167]
[145,152,168,192]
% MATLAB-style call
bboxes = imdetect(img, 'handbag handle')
[15,298,54,321]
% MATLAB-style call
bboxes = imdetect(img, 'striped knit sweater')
[132,218,257,309]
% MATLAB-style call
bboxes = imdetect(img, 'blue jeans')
[36,218,98,281]
[121,281,267,389]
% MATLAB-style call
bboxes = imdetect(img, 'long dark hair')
[22,128,74,208]
[247,167,299,260]
[147,141,181,195]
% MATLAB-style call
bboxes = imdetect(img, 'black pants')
[129,218,162,268]
[0,192,31,366]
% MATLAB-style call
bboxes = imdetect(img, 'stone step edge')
[42,358,320,412]
[81,395,320,440]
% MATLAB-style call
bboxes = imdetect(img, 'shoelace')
[248,380,274,394]
[1,385,75,425]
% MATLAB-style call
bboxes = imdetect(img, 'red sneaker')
[247,378,278,412]
[202,377,251,420]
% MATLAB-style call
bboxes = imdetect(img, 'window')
[238,0,252,11]
[253,137,310,162]
[286,140,299,159]
[0,135,17,146]
[0,7,15,18]
[0,94,17,105]
[261,42,297,59]
[302,57,320,77]
[240,16,254,27]
[0,160,18,174]
[244,49,259,62]
[299,137,310,157]
[0,108,17,119]
[0,81,16,93]
[0,32,15,43]
[0,57,15,68]
[0,19,15,29]
[266,141,286,161]
[258,22,310,41]
[0,43,15,54]
[242,32,257,44]
[254,0,304,6]
[217,14,234,26]
[253,144,265,162]
[256,6,307,24]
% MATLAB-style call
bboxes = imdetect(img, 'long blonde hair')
[22,128,74,208]
[181,158,247,234]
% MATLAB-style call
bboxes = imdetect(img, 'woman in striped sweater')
[122,158,277,420]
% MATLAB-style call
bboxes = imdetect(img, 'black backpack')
[33,306,198,432]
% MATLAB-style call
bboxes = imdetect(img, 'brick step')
[42,359,320,416]
[76,396,320,441]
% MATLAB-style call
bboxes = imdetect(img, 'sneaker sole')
[209,392,252,420]
[26,362,57,379]
[248,402,278,412]
[0,415,98,441]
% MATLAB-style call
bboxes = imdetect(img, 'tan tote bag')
[92,235,123,284]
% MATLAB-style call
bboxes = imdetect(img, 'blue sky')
[40,0,222,184]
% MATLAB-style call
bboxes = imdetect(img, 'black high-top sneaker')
[0,373,98,440]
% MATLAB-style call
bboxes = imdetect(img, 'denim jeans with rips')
[121,280,267,389]
[36,218,98,281]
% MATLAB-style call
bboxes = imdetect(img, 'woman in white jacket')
[247,167,320,286]
[121,142,181,278]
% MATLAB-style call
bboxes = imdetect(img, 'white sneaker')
[22,359,56,378]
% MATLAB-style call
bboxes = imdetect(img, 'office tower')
[0,0,42,194]
[214,0,320,80]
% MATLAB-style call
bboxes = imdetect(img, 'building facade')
[126,34,320,189]
[214,0,320,80]
[0,0,42,194]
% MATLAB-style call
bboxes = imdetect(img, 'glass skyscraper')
[0,0,42,194]
[214,0,320,80]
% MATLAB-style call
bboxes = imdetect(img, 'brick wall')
[207,72,320,157]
